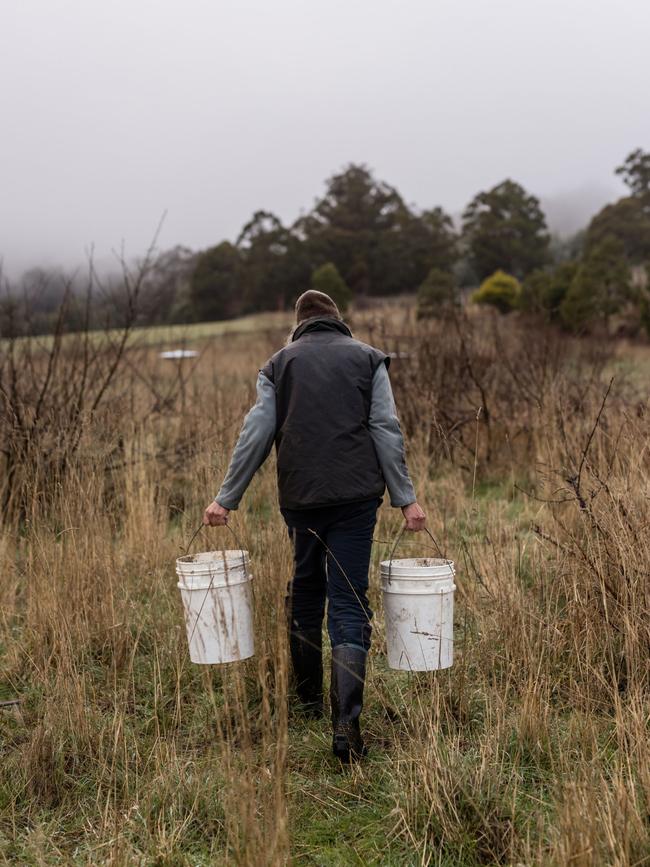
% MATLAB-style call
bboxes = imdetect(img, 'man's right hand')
[203,501,230,527]
[402,502,426,531]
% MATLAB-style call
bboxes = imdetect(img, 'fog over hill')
[540,183,619,237]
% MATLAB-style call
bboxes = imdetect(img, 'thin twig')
[571,376,614,509]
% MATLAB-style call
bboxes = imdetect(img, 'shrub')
[471,270,521,314]
[416,269,458,319]
[520,262,578,320]
[310,262,352,313]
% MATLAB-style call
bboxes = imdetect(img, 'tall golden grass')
[1,305,648,865]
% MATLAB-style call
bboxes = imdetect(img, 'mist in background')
[1,0,648,277]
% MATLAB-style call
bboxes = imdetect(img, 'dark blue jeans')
[281,497,381,652]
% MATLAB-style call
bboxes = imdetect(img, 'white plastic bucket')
[176,550,254,664]
[380,557,455,671]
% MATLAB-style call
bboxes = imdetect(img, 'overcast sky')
[1,0,648,277]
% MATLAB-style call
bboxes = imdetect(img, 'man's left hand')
[203,501,230,526]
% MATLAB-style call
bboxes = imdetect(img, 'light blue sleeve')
[368,363,417,508]
[215,372,276,510]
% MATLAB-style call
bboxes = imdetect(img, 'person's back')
[203,289,426,762]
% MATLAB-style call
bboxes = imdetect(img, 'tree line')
[2,149,650,337]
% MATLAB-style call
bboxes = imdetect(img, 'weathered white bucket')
[176,550,254,664]
[380,557,455,671]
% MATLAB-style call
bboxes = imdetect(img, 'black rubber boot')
[330,645,368,762]
[289,628,324,718]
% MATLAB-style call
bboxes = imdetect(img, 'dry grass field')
[1,302,649,865]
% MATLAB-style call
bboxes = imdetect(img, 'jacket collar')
[291,316,352,342]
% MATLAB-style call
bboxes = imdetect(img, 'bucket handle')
[184,521,247,570]
[387,525,447,585]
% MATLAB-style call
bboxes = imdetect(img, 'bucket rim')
[380,556,454,571]
[176,549,249,567]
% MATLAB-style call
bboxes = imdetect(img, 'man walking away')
[204,290,425,762]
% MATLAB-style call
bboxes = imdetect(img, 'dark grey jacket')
[261,317,388,509]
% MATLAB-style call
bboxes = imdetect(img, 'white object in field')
[176,550,254,664]
[159,349,199,359]
[380,557,455,671]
